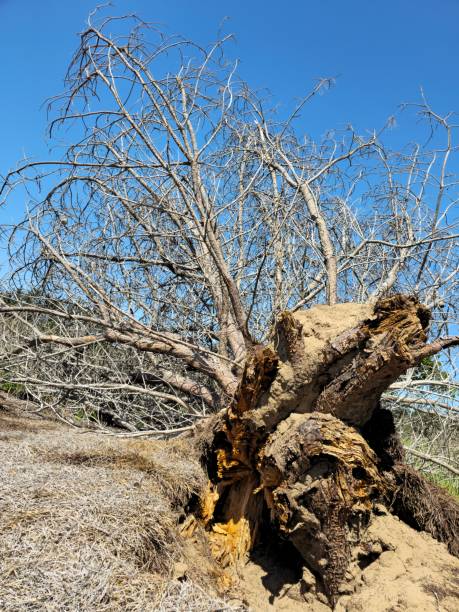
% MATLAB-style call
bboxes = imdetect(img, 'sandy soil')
[232,509,459,611]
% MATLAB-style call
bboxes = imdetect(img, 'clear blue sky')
[1,0,459,205]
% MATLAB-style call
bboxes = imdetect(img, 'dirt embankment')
[0,408,458,611]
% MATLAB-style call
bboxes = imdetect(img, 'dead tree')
[0,14,458,600]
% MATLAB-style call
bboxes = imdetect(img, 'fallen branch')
[404,446,459,476]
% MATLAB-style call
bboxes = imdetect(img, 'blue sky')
[1,0,459,219]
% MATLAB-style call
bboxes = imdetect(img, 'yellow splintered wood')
[200,481,220,524]
[205,474,263,568]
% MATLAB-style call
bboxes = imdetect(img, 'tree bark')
[187,295,458,604]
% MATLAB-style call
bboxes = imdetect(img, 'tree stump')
[188,295,458,603]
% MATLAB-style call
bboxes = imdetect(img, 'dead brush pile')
[0,409,240,611]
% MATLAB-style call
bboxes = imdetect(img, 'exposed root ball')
[259,412,385,600]
[390,464,459,557]
[362,408,459,559]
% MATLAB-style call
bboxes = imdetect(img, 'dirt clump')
[335,511,459,612]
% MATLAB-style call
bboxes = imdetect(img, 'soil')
[253,303,372,427]
[232,509,459,611]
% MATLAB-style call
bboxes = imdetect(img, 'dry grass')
[0,410,239,611]
[156,580,245,611]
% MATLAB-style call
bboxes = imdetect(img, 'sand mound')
[335,513,459,612]
[0,408,457,611]
[225,509,458,612]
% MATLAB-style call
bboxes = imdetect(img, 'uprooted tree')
[0,11,458,604]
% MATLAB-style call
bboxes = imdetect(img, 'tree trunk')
[187,295,458,604]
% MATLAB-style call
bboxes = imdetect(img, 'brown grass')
[0,410,240,611]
